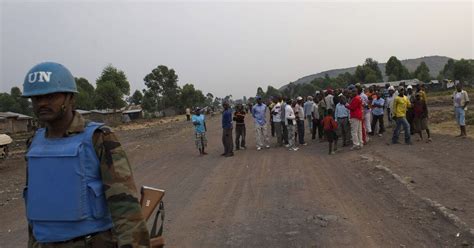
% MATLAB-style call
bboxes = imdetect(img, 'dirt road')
[1,115,473,247]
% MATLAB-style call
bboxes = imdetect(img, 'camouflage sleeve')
[93,127,151,248]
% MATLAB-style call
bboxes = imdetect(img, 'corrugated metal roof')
[90,109,122,114]
[0,112,32,119]
[364,79,421,88]
[76,109,91,114]
[122,109,142,114]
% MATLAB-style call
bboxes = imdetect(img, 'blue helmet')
[22,62,78,97]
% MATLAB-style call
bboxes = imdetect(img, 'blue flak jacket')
[24,122,113,243]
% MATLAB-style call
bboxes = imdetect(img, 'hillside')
[280,55,452,89]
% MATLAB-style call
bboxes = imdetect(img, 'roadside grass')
[426,87,473,137]
[116,114,187,131]
[427,87,474,104]
[428,106,473,138]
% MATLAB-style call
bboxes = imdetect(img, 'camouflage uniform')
[26,112,150,248]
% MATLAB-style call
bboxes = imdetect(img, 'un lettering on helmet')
[28,71,52,83]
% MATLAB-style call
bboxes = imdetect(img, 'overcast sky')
[1,1,473,99]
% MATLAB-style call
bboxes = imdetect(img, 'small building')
[122,108,143,121]
[0,112,34,134]
[89,109,123,126]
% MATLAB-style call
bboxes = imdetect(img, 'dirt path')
[1,115,473,247]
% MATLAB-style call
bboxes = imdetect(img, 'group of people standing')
[190,82,469,156]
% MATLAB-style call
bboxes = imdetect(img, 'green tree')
[95,65,130,110]
[266,86,281,99]
[2,87,32,115]
[339,72,356,84]
[414,62,431,82]
[143,65,179,111]
[437,59,474,83]
[299,83,316,97]
[180,84,206,110]
[354,65,364,82]
[75,77,96,110]
[453,59,474,83]
[142,90,160,113]
[94,81,126,110]
[129,90,143,105]
[385,56,411,80]
[439,58,455,80]
[363,58,383,81]
[205,93,214,106]
[365,71,378,83]
[256,87,265,98]
[0,93,16,112]
[96,65,130,95]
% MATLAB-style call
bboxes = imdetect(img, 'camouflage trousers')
[29,230,118,248]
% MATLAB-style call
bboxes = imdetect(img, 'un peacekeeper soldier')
[22,62,150,248]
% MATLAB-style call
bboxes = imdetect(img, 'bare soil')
[1,109,473,247]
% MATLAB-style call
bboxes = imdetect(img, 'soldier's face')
[31,93,67,122]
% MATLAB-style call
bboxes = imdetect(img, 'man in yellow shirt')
[392,86,412,145]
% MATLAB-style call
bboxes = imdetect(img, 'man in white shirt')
[325,89,335,111]
[271,97,283,146]
[311,99,320,140]
[453,83,470,137]
[285,99,298,151]
[295,96,307,146]
[304,96,315,134]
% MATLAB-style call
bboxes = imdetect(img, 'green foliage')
[74,77,96,110]
[299,84,316,97]
[180,84,206,109]
[266,86,281,99]
[0,93,17,112]
[143,65,179,111]
[363,58,383,81]
[213,97,222,107]
[453,59,474,83]
[94,81,126,110]
[340,72,357,84]
[94,65,130,110]
[385,56,411,80]
[438,58,474,84]
[439,59,455,80]
[96,65,130,95]
[129,90,143,105]
[256,87,265,98]
[141,90,160,113]
[0,87,32,115]
[140,65,214,114]
[205,93,214,107]
[354,58,383,83]
[414,62,431,82]
[11,87,30,115]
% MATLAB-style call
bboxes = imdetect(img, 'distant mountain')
[279,55,452,90]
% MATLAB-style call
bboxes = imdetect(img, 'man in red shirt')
[346,88,363,150]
